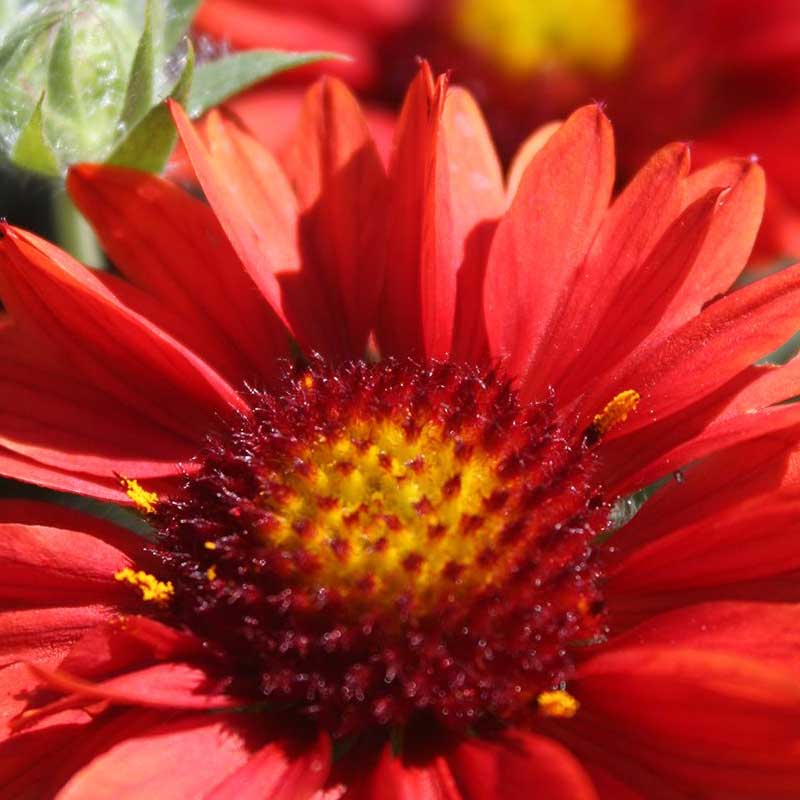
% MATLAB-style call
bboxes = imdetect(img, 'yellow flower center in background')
[453,0,636,77]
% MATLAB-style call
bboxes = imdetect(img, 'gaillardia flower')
[194,0,800,261]
[3,65,800,796]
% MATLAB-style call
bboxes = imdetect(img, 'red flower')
[3,66,800,796]
[193,0,800,262]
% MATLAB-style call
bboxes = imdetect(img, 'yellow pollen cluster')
[592,389,640,437]
[114,567,174,604]
[258,419,539,615]
[453,0,636,77]
[537,689,580,719]
[121,477,159,514]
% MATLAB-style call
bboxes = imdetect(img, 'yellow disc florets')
[259,409,552,616]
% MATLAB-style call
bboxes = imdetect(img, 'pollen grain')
[121,477,159,515]
[591,389,640,437]
[114,567,174,604]
[537,689,580,719]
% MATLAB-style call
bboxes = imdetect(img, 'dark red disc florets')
[149,358,609,737]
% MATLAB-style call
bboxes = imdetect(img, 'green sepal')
[108,39,194,173]
[118,0,156,132]
[10,93,59,176]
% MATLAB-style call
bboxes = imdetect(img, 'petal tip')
[567,103,614,143]
[166,98,191,129]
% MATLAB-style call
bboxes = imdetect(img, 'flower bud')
[0,0,193,176]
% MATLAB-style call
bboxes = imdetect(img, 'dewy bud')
[0,0,195,177]
[0,1,334,181]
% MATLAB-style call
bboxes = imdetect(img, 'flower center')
[452,0,636,78]
[142,359,623,737]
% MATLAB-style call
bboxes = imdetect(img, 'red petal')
[604,423,800,622]
[0,225,246,442]
[282,77,388,354]
[575,647,800,796]
[58,616,203,682]
[206,732,331,800]
[0,323,197,483]
[0,445,152,501]
[378,65,505,359]
[199,0,421,32]
[583,260,800,431]
[0,709,96,794]
[581,765,645,800]
[169,89,395,183]
[376,63,442,358]
[0,607,113,665]
[444,89,505,363]
[608,515,800,621]
[169,102,346,358]
[484,104,614,395]
[603,395,800,494]
[0,500,147,604]
[608,423,800,560]
[55,712,265,800]
[3,646,99,725]
[606,602,800,670]
[573,157,765,387]
[68,164,290,385]
[446,730,598,800]
[18,661,236,728]
[723,352,800,413]
[529,142,688,400]
[505,121,561,201]
[668,157,766,322]
[193,1,376,86]
[558,187,724,398]
[345,732,598,800]
[346,743,461,799]
[549,714,716,800]
[609,573,800,631]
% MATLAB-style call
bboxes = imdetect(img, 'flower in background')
[193,0,800,263]
[2,65,800,795]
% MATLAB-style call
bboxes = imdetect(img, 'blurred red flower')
[193,0,800,262]
[2,66,800,796]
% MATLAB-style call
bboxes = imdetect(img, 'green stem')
[51,188,104,268]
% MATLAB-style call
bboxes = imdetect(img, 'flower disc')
[150,358,610,736]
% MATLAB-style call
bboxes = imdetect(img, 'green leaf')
[187,49,338,118]
[108,39,194,173]
[10,92,59,176]
[119,0,155,132]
